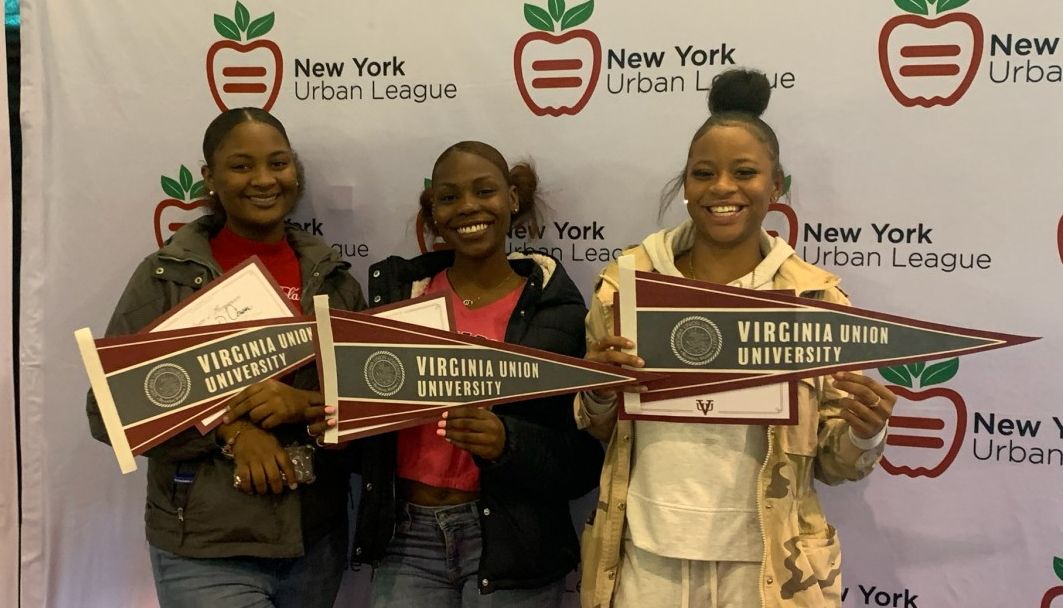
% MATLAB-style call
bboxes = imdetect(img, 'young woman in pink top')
[347,141,603,607]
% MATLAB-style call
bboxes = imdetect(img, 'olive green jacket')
[86,215,365,558]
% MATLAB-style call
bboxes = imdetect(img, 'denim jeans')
[369,501,566,608]
[149,525,347,608]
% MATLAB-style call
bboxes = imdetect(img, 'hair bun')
[707,69,771,117]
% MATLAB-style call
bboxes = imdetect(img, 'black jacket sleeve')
[480,403,604,499]
[477,300,604,499]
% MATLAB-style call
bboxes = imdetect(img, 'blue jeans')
[369,501,566,608]
[149,526,347,608]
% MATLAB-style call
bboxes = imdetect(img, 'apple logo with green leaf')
[879,0,983,108]
[207,2,282,112]
[514,0,602,117]
[416,178,451,254]
[1042,557,1063,607]
[766,174,798,248]
[154,165,209,248]
[877,358,966,478]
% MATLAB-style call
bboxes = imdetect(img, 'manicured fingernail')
[324,406,335,414]
[327,419,336,427]
[436,428,446,437]
[636,358,645,366]
[625,340,635,348]
[437,420,446,428]
[222,416,231,424]
[441,411,449,419]
[289,483,298,490]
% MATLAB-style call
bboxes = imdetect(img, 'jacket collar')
[643,220,841,296]
[371,249,580,308]
[158,214,345,277]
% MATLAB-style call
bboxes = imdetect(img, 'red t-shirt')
[209,225,302,304]
[395,269,524,492]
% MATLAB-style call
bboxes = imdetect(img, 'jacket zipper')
[756,425,774,608]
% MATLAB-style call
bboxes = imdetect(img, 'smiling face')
[684,124,782,251]
[202,120,298,242]
[430,151,518,260]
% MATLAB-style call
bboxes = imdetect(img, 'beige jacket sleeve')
[574,264,623,443]
[809,288,887,485]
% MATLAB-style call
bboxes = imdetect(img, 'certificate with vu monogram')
[614,255,1037,425]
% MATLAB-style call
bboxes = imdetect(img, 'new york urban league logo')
[670,316,723,366]
[514,0,602,116]
[879,0,983,107]
[1043,557,1063,607]
[364,351,406,397]
[154,165,209,248]
[207,2,283,112]
[877,358,966,478]
[144,363,192,409]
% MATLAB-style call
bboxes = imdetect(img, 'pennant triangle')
[77,318,317,472]
[622,262,1037,399]
[315,298,659,443]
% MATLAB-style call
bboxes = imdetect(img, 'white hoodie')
[625,221,795,563]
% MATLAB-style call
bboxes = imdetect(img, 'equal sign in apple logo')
[532,58,583,93]
[222,66,269,96]
[899,42,962,76]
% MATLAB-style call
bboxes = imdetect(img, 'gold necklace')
[448,269,515,307]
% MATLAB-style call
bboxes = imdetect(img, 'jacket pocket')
[793,527,842,605]
[184,458,287,545]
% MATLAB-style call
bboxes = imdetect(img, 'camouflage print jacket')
[576,222,885,608]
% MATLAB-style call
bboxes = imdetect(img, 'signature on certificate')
[193,297,253,326]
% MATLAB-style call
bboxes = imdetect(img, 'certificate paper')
[144,257,300,430]
[146,257,298,333]
[620,382,797,424]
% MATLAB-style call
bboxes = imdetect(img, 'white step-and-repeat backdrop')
[19,1,1063,606]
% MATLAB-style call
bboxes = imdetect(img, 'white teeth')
[457,223,488,235]
[709,205,739,214]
